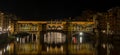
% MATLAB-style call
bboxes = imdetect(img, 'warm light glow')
[3,29,7,31]
[102,44,106,48]
[6,45,10,50]
[61,46,63,52]
[17,37,19,42]
[4,49,6,53]
[0,27,2,31]
[8,26,11,29]
[1,13,4,15]
[80,37,82,43]
[102,30,106,33]
[7,26,11,30]
[47,47,49,52]
[79,32,83,35]
[44,32,66,43]
[0,50,2,55]
[73,37,76,43]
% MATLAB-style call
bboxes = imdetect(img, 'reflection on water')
[41,31,67,55]
[0,43,14,55]
[1,42,96,55]
[15,43,38,53]
[1,32,97,55]
[1,40,115,55]
[2,42,40,55]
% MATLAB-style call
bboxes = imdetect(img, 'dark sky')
[0,0,120,19]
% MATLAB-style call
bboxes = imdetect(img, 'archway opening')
[42,31,66,52]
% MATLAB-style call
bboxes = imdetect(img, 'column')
[20,38,22,43]
[22,38,25,43]
[32,33,34,42]
[36,34,37,43]
[27,36,29,42]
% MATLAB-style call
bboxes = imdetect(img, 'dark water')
[1,42,120,55]
[1,34,120,55]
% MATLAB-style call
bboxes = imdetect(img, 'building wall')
[97,7,120,35]
[0,11,12,34]
[13,21,95,34]
[0,11,4,31]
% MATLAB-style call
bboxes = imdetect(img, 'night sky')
[0,0,120,20]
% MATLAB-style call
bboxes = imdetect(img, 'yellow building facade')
[11,20,95,55]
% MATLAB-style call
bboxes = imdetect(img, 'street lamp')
[79,32,83,35]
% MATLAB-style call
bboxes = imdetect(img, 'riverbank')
[0,33,15,50]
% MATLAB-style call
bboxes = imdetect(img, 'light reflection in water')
[2,37,39,55]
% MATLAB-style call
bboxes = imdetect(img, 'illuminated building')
[12,20,95,55]
[0,11,12,35]
[0,11,4,32]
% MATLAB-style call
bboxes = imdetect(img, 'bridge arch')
[41,31,67,52]
[14,32,38,43]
